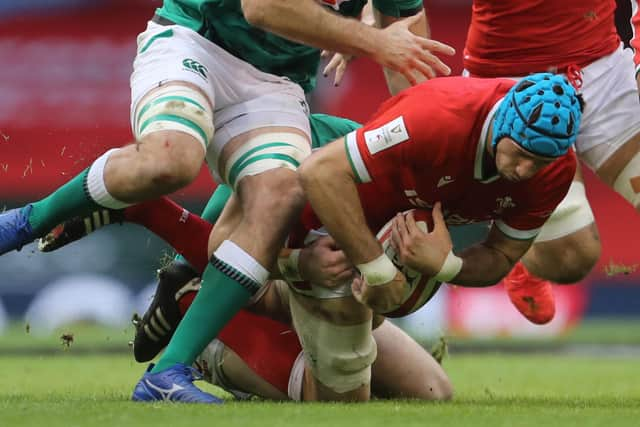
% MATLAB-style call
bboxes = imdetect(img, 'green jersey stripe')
[136,95,207,130]
[139,114,208,143]
[229,153,300,188]
[139,29,174,54]
[227,142,295,180]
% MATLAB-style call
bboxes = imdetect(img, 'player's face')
[495,138,555,182]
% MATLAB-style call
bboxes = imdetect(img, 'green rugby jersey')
[156,0,422,92]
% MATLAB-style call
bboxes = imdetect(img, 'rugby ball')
[375,210,442,318]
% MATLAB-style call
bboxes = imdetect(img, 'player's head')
[492,73,583,158]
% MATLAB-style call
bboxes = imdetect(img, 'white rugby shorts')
[129,21,311,182]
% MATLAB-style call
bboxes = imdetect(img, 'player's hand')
[298,236,356,288]
[391,202,453,276]
[352,270,409,313]
[373,14,455,85]
[321,50,353,87]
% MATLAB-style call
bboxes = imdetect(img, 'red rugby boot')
[503,261,555,325]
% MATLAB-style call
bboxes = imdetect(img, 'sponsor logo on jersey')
[365,116,409,155]
[182,58,208,80]
[403,188,481,225]
[494,196,516,215]
[298,99,309,115]
[404,189,431,209]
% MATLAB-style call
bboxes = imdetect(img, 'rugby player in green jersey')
[0,0,454,403]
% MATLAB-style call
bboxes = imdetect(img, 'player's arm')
[299,139,409,313]
[452,226,533,286]
[240,0,455,85]
[272,236,355,288]
[372,4,436,94]
[322,3,447,93]
[299,140,384,266]
[392,214,533,286]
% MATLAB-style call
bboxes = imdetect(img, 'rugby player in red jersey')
[461,0,640,324]
[299,73,583,314]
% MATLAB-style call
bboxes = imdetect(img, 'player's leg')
[200,310,453,402]
[150,131,308,366]
[135,114,358,363]
[595,133,640,211]
[576,45,640,212]
[288,287,376,402]
[371,319,452,400]
[196,306,298,401]
[503,166,600,324]
[0,21,217,257]
[0,83,209,255]
[132,267,450,402]
[501,47,640,325]
[519,167,600,283]
[142,58,312,398]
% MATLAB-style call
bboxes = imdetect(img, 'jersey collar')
[474,98,504,183]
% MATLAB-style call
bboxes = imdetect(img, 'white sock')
[85,149,133,209]
[214,240,270,285]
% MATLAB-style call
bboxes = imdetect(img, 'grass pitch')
[1,321,639,426]
[1,352,639,427]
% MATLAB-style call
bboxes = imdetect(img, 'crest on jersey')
[494,196,516,214]
[318,0,349,11]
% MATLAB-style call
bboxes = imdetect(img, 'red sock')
[123,197,212,273]
[177,291,198,316]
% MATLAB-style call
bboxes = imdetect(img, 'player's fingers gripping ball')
[355,210,442,317]
[351,270,410,314]
[492,72,584,157]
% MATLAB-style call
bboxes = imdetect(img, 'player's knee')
[530,227,600,283]
[290,295,376,395]
[239,170,306,217]
[553,241,600,283]
[140,132,204,190]
[318,342,377,394]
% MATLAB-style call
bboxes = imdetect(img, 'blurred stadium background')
[0,0,638,344]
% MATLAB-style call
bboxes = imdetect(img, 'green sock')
[27,168,101,236]
[199,184,232,223]
[151,261,252,372]
[173,184,233,266]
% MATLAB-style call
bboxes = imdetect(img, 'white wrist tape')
[357,253,397,286]
[434,251,463,283]
[277,249,303,283]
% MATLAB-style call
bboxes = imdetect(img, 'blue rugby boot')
[132,363,223,404]
[0,205,36,255]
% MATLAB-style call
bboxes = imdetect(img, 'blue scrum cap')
[492,73,582,157]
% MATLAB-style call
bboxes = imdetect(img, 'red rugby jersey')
[464,0,620,77]
[340,77,576,240]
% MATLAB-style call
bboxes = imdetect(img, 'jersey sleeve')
[494,155,577,241]
[343,91,438,184]
[630,0,640,75]
[372,0,423,17]
[309,114,361,149]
